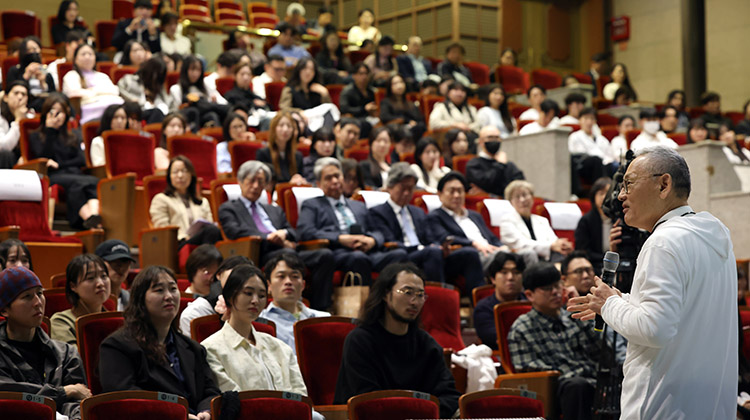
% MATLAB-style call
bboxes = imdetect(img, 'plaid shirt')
[508,308,601,381]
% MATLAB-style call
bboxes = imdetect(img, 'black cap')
[95,240,136,263]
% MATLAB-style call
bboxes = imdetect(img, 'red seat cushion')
[462,395,544,418]
[0,399,55,420]
[353,397,439,420]
[237,397,311,420]
[78,316,125,394]
[85,399,188,420]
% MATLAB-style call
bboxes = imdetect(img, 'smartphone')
[140,18,147,26]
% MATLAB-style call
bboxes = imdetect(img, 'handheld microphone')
[594,251,620,332]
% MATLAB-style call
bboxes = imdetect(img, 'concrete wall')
[705,0,750,111]
[611,0,683,105]
[4,0,109,47]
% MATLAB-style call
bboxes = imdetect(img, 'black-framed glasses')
[568,267,595,276]
[622,173,664,194]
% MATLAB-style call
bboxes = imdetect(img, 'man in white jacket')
[568,146,737,419]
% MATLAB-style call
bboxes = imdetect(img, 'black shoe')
[83,215,102,230]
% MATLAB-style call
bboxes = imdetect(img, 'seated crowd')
[1,1,750,420]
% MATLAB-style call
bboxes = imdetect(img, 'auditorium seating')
[190,313,277,342]
[80,390,189,420]
[1,10,41,41]
[459,388,545,418]
[211,391,313,420]
[0,391,56,420]
[422,282,465,350]
[347,390,440,420]
[76,312,125,395]
[167,135,218,190]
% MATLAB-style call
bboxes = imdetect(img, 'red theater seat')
[211,391,313,420]
[80,390,189,420]
[0,391,56,420]
[422,282,465,350]
[76,312,125,395]
[459,388,545,418]
[348,390,440,420]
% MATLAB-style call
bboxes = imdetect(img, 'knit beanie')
[0,267,42,310]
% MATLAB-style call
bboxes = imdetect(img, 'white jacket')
[62,70,121,106]
[499,210,558,260]
[601,206,737,419]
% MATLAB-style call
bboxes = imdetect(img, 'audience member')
[90,104,127,166]
[429,82,481,134]
[508,262,600,420]
[630,109,678,153]
[364,36,398,87]
[333,118,361,160]
[568,108,616,191]
[258,253,331,353]
[216,113,255,173]
[184,245,223,297]
[340,63,378,136]
[473,252,526,350]
[347,8,381,51]
[48,30,86,90]
[298,158,408,284]
[574,177,613,272]
[149,156,222,249]
[170,55,228,128]
[29,94,101,228]
[612,87,634,107]
[359,39,375,53]
[51,254,112,348]
[490,48,518,83]
[0,239,32,270]
[411,137,449,193]
[223,63,268,124]
[0,266,90,420]
[477,84,517,138]
[307,6,334,37]
[252,55,287,100]
[111,0,161,53]
[95,239,136,311]
[358,126,392,189]
[559,93,587,126]
[341,157,364,197]
[257,111,305,184]
[437,43,474,88]
[420,79,439,97]
[280,58,332,111]
[719,122,750,164]
[388,125,415,163]
[380,74,426,140]
[500,180,572,263]
[518,85,547,122]
[159,12,191,56]
[560,250,596,298]
[63,43,124,124]
[0,81,31,169]
[609,114,635,159]
[585,52,608,96]
[119,40,149,67]
[6,37,57,111]
[202,264,308,395]
[687,118,708,144]
[315,29,352,84]
[279,2,307,34]
[302,126,336,182]
[218,161,335,309]
[733,100,750,137]
[155,112,186,168]
[119,57,176,119]
[334,262,461,418]
[51,0,91,45]
[204,50,242,94]
[603,63,636,101]
[442,128,470,169]
[563,75,579,87]
[519,99,560,135]
[269,23,311,67]
[396,36,433,90]
[660,105,680,134]
[697,91,732,139]
[466,125,524,196]
[666,89,690,130]
[99,266,220,418]
[429,172,507,268]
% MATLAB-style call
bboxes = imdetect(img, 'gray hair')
[237,161,272,183]
[636,146,691,199]
[504,179,535,200]
[314,157,342,181]
[386,162,418,188]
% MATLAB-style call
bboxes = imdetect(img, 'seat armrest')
[14,158,49,176]
[298,239,330,250]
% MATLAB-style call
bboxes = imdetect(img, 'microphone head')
[603,251,620,272]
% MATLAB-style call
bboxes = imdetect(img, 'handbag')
[332,271,369,318]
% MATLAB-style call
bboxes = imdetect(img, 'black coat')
[223,86,266,112]
[465,156,525,197]
[28,128,86,175]
[99,328,220,414]
[427,207,501,247]
[111,18,161,52]
[575,209,605,272]
[396,54,434,82]
[339,84,375,118]
[368,202,435,247]
[297,196,383,247]
[358,159,386,189]
[379,98,425,125]
[218,198,298,255]
[255,147,304,183]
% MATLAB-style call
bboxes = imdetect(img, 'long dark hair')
[0,239,33,271]
[19,36,43,72]
[56,0,80,24]
[64,253,109,308]
[96,104,128,136]
[179,55,207,98]
[163,155,201,204]
[444,81,470,112]
[36,93,77,147]
[222,264,266,310]
[159,112,187,148]
[121,40,148,66]
[359,262,425,326]
[611,63,637,101]
[222,112,247,143]
[384,74,407,110]
[367,126,392,180]
[0,81,29,124]
[205,256,253,307]
[124,265,181,364]
[268,111,299,177]
[482,83,513,131]
[414,136,439,186]
[319,29,344,60]
[442,128,468,165]
[373,37,395,72]
[287,57,319,90]
[137,57,167,103]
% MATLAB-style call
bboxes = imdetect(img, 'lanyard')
[652,211,695,232]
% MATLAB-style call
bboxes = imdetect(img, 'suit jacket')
[111,18,161,53]
[575,209,604,269]
[99,328,220,414]
[297,196,383,248]
[149,193,213,241]
[218,199,298,256]
[427,207,501,247]
[396,54,433,82]
[368,202,435,247]
[499,211,558,260]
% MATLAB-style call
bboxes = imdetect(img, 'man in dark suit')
[297,158,408,284]
[218,161,335,310]
[396,36,434,91]
[428,172,510,283]
[369,163,484,289]
[111,0,161,53]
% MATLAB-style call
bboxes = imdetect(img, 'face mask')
[484,141,501,155]
[643,121,660,135]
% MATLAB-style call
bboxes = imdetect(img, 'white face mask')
[643,120,660,135]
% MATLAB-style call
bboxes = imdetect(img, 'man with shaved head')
[465,125,524,197]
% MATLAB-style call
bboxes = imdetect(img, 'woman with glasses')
[499,180,572,263]
[149,155,222,250]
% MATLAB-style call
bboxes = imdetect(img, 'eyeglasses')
[170,169,189,175]
[622,173,664,194]
[568,267,595,276]
[394,288,427,301]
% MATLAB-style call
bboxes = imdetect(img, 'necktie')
[401,207,420,246]
[250,202,272,234]
[335,202,355,229]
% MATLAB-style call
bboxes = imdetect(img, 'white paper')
[482,199,515,226]
[359,190,389,209]
[0,169,42,201]
[292,187,324,212]
[543,202,583,230]
[420,194,442,212]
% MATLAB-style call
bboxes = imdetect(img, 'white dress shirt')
[629,131,678,153]
[258,301,330,354]
[568,129,616,165]
[441,206,487,246]
[519,118,560,136]
[601,206,737,419]
[518,108,540,122]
